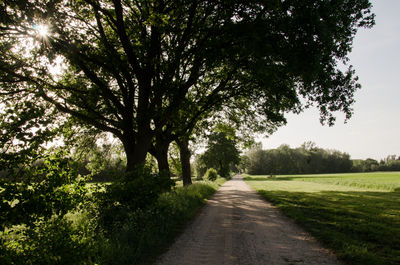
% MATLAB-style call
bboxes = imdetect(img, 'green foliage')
[84,144,125,178]
[0,216,97,265]
[352,158,379,172]
[1,151,221,265]
[0,150,88,231]
[97,181,223,265]
[96,166,175,232]
[382,159,400,171]
[0,0,375,171]
[244,142,352,175]
[194,154,207,180]
[0,150,95,264]
[204,168,219,181]
[244,143,400,175]
[352,156,400,172]
[0,100,59,170]
[0,0,378,262]
[168,142,183,177]
[69,131,127,181]
[200,130,240,178]
[245,173,400,265]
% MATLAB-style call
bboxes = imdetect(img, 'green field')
[244,172,400,265]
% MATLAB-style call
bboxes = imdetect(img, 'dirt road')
[155,175,343,265]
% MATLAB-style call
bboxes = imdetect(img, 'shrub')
[0,150,95,264]
[0,216,97,265]
[95,165,175,232]
[97,182,218,265]
[0,150,88,231]
[204,168,219,181]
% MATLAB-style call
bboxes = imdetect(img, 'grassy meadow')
[244,172,400,265]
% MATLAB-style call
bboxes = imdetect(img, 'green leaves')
[0,0,375,172]
[0,99,58,169]
[244,143,352,175]
[199,129,241,178]
[204,168,219,181]
[0,150,89,231]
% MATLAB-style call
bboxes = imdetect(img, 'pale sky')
[259,0,400,161]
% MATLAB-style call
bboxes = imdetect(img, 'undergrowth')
[98,180,224,265]
[1,157,225,265]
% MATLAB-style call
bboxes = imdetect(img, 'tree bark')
[177,137,192,186]
[122,132,152,174]
[151,140,170,175]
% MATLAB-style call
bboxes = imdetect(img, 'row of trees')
[0,0,375,185]
[239,142,400,175]
[353,156,400,172]
[240,142,353,175]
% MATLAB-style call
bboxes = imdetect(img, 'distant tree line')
[240,142,352,175]
[352,155,400,172]
[240,142,400,175]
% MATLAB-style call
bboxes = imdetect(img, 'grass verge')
[99,178,226,265]
[244,172,400,265]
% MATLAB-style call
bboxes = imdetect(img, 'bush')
[0,150,88,231]
[98,182,219,265]
[96,165,175,232]
[204,168,219,181]
[0,150,95,264]
[0,216,97,265]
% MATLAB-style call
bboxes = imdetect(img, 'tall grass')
[244,172,400,265]
[97,179,225,265]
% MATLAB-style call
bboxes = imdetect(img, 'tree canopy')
[0,0,374,174]
[199,126,241,178]
[243,142,353,175]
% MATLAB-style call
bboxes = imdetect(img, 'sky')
[258,0,400,161]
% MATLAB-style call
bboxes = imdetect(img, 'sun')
[33,24,49,38]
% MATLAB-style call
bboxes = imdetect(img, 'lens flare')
[33,24,49,37]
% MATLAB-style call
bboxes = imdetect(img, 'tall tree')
[200,126,241,178]
[176,136,192,186]
[0,0,374,174]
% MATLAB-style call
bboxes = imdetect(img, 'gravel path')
[155,175,343,265]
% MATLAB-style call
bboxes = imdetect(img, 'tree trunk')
[152,141,170,175]
[177,137,192,186]
[122,133,152,174]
